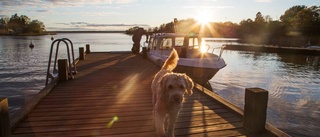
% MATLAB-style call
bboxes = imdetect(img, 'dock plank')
[12,52,276,137]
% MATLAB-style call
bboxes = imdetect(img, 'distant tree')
[27,20,45,33]
[156,22,176,33]
[211,22,238,38]
[280,5,320,35]
[237,19,254,37]
[292,6,320,35]
[254,12,267,33]
[0,17,9,30]
[152,27,159,33]
[125,5,319,46]
[266,21,286,45]
[280,5,306,26]
[175,18,198,34]
[255,12,265,23]
[0,13,46,35]
[237,12,270,44]
[125,26,149,35]
[7,14,29,34]
[264,15,273,23]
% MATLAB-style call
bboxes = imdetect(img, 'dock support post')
[58,59,68,82]
[86,44,91,53]
[243,88,268,134]
[79,47,85,60]
[0,98,10,137]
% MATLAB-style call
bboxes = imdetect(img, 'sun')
[195,12,211,25]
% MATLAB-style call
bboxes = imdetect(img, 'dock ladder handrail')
[45,38,77,85]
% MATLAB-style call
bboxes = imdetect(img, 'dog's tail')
[161,48,179,71]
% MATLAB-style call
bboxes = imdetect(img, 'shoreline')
[47,31,125,33]
[0,31,126,36]
[0,32,55,36]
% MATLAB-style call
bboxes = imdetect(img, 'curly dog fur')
[151,49,194,137]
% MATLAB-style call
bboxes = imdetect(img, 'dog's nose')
[173,95,182,103]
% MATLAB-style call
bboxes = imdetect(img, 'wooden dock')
[224,44,320,55]
[6,52,287,137]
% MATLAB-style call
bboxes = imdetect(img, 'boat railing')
[45,38,77,85]
[207,44,226,60]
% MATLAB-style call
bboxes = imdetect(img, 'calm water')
[0,33,319,137]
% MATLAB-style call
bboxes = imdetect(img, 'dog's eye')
[168,85,173,89]
[179,85,184,89]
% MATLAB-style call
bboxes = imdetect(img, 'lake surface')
[0,33,319,137]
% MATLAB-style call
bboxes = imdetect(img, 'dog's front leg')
[167,111,179,137]
[155,112,166,137]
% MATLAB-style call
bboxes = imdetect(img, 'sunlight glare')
[106,116,119,128]
[196,12,211,25]
[200,41,209,53]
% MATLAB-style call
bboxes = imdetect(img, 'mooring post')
[58,59,68,82]
[0,98,10,137]
[86,44,91,53]
[79,47,85,60]
[243,88,268,134]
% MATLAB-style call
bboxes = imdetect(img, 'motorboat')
[306,45,320,49]
[144,33,226,89]
[305,41,320,49]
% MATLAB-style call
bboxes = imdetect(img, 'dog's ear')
[184,74,194,96]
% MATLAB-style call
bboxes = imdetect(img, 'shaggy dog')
[151,49,194,137]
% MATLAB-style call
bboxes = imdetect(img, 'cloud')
[86,23,149,27]
[43,0,99,6]
[66,22,149,27]
[36,9,49,12]
[184,5,234,9]
[0,0,41,7]
[0,15,8,18]
[56,23,70,25]
[0,0,136,18]
[70,22,88,25]
[255,0,272,2]
[51,21,149,31]
[0,0,136,7]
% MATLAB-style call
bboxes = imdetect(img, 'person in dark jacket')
[132,27,148,54]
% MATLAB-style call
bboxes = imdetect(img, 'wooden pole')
[0,98,10,137]
[58,59,68,82]
[243,88,268,134]
[86,44,91,53]
[79,47,85,60]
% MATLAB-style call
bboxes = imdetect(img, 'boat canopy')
[148,33,203,50]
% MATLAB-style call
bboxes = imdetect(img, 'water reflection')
[0,35,319,137]
[209,50,320,137]
[0,35,50,117]
[0,33,132,118]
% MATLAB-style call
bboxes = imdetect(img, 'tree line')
[0,13,46,35]
[126,5,320,47]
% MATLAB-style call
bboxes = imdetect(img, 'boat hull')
[147,52,224,90]
[174,65,220,86]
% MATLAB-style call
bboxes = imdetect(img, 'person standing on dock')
[132,27,148,54]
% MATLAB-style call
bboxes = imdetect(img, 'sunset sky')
[0,0,319,31]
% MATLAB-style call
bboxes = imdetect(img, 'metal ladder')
[45,38,77,85]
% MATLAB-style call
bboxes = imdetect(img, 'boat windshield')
[175,37,184,47]
[188,37,200,49]
[160,38,173,49]
[149,37,157,50]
